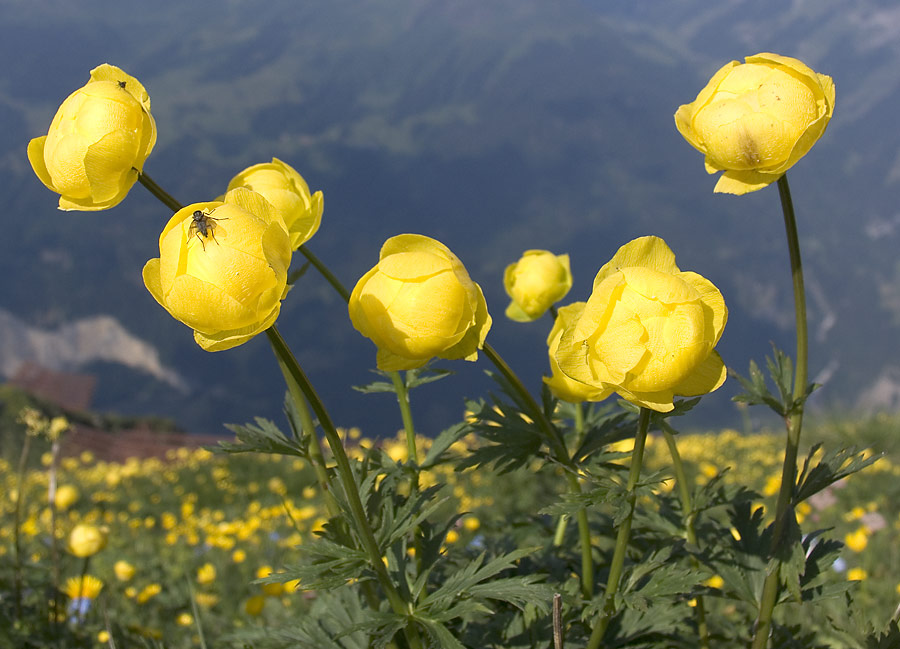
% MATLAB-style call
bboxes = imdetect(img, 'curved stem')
[587,407,651,649]
[137,171,183,212]
[481,342,594,598]
[298,245,351,302]
[268,340,341,518]
[751,173,809,649]
[553,402,586,546]
[265,326,423,649]
[661,422,710,649]
[391,372,419,489]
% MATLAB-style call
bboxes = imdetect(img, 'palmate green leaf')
[406,365,454,389]
[376,485,448,548]
[730,346,820,417]
[796,529,849,603]
[421,547,550,618]
[351,373,395,394]
[730,359,787,415]
[617,548,704,613]
[256,588,381,649]
[278,536,370,591]
[865,621,900,649]
[353,365,453,394]
[457,398,545,473]
[422,422,470,469]
[795,444,882,503]
[218,415,306,458]
[572,408,637,463]
[418,618,468,649]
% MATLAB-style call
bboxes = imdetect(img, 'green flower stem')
[298,244,352,302]
[552,402,586,547]
[391,371,419,489]
[481,342,594,598]
[587,407,651,649]
[265,326,423,649]
[137,170,183,212]
[751,174,809,649]
[268,340,341,519]
[294,244,417,468]
[661,422,710,649]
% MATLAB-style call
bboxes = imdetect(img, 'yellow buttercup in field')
[503,250,572,322]
[27,64,157,210]
[675,53,834,195]
[142,188,291,351]
[226,158,324,250]
[555,236,727,412]
[67,523,108,558]
[349,234,492,371]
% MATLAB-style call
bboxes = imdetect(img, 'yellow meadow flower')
[257,566,284,597]
[675,53,834,195]
[136,583,162,604]
[555,236,727,412]
[847,568,867,581]
[67,523,108,557]
[226,158,323,250]
[349,234,491,370]
[62,575,103,600]
[114,560,136,582]
[196,562,217,585]
[27,64,156,210]
[844,527,869,553]
[54,485,79,511]
[503,250,572,322]
[142,188,291,351]
[245,594,266,616]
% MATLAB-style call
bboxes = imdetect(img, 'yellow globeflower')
[555,236,727,412]
[349,234,492,371]
[844,527,869,553]
[27,63,157,210]
[196,562,217,585]
[114,560,136,582]
[62,575,103,600]
[136,583,162,604]
[142,188,291,351]
[544,302,609,403]
[67,523,108,558]
[503,250,572,322]
[675,53,834,195]
[245,594,266,616]
[54,485,79,511]
[847,568,867,581]
[256,566,284,597]
[226,158,324,250]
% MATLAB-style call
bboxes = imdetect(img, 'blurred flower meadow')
[2,52,898,649]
